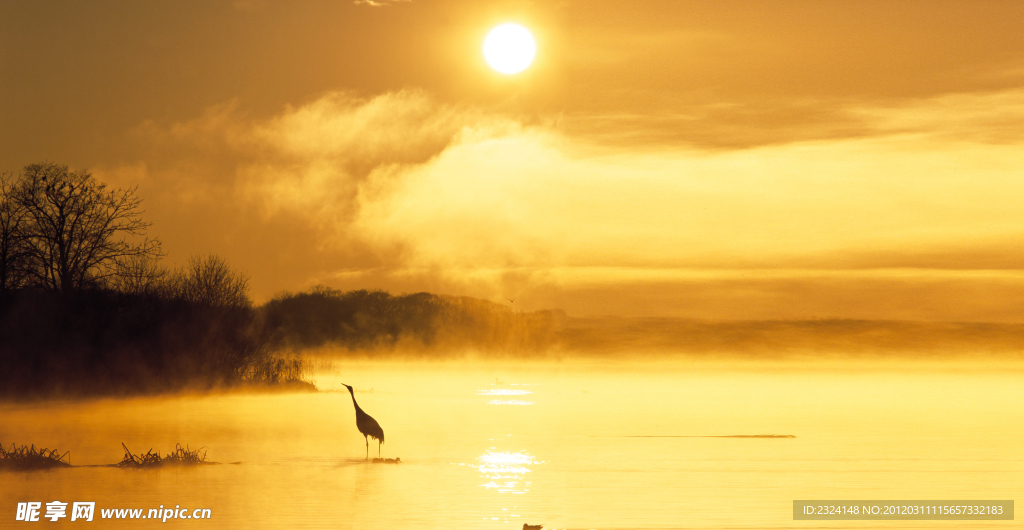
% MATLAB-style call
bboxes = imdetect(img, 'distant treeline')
[262,287,565,354]
[557,316,1024,357]
[0,282,566,398]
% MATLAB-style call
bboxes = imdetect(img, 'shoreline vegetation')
[0,282,566,399]
[2,164,1023,400]
[0,443,71,470]
[5,282,1024,400]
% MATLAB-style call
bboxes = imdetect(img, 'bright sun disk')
[484,24,536,74]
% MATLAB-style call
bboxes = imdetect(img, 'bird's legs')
[364,435,369,461]
[378,441,381,458]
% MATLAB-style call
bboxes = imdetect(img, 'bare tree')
[16,163,162,293]
[0,172,30,294]
[110,254,168,295]
[169,254,251,308]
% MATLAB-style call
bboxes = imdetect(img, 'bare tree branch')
[15,163,163,293]
[168,255,251,308]
[0,172,32,293]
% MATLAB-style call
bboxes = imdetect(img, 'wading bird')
[343,384,384,460]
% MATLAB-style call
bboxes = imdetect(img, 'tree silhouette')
[15,163,161,293]
[109,254,167,295]
[169,254,251,308]
[0,172,30,293]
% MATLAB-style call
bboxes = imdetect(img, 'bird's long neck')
[347,388,363,413]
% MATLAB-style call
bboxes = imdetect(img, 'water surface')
[2,358,1021,528]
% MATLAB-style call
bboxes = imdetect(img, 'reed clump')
[0,443,71,469]
[118,443,207,467]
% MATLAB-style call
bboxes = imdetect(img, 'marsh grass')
[0,443,71,469]
[118,442,208,467]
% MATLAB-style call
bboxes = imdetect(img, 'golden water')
[1,358,1022,528]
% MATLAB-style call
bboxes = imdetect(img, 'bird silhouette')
[522,524,543,530]
[343,384,384,461]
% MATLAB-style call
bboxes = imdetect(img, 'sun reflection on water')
[451,448,545,526]
[473,449,539,494]
[479,388,534,405]
[488,399,533,405]
[478,389,531,396]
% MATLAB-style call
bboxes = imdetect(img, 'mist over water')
[2,356,1022,529]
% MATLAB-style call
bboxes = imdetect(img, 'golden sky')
[3,0,1024,320]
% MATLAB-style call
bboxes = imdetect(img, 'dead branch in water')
[118,442,207,467]
[0,443,71,469]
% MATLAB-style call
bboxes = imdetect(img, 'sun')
[483,23,536,75]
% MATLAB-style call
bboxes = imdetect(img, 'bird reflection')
[343,384,384,460]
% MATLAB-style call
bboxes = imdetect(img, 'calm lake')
[2,357,1022,529]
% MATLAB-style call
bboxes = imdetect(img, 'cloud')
[565,89,1024,150]
[100,88,1024,320]
[102,90,530,296]
[852,90,1024,144]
